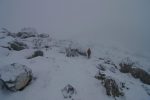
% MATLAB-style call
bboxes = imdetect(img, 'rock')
[119,57,134,73]
[100,57,117,68]
[16,27,37,39]
[38,33,49,38]
[0,63,32,91]
[27,50,44,59]
[95,72,124,97]
[0,79,5,90]
[65,48,87,57]
[95,71,106,81]
[16,32,36,39]
[66,48,79,57]
[96,64,106,71]
[119,63,132,73]
[131,68,150,85]
[104,78,123,97]
[1,28,16,38]
[119,58,150,85]
[9,41,28,51]
[61,84,77,99]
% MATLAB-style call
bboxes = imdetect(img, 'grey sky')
[0,0,150,56]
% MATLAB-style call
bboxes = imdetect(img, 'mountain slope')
[0,32,150,100]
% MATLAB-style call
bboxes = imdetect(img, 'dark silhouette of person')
[87,48,91,59]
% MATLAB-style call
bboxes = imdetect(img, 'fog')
[0,0,150,56]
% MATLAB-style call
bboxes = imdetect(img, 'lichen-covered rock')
[61,84,77,99]
[9,41,28,51]
[0,63,32,91]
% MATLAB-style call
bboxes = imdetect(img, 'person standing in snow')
[87,48,91,59]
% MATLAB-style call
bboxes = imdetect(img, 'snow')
[0,34,150,100]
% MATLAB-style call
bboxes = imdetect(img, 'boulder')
[0,63,32,91]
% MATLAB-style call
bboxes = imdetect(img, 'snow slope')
[0,33,150,100]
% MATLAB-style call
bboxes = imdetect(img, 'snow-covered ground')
[0,32,150,100]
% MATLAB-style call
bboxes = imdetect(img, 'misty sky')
[0,0,150,56]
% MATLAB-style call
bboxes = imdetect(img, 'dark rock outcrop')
[119,58,150,85]
[131,68,150,85]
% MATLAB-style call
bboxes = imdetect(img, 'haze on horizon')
[0,0,150,57]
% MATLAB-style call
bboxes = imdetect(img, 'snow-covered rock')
[8,41,28,51]
[38,33,49,38]
[27,50,44,59]
[16,27,37,39]
[0,63,32,91]
[61,84,77,99]
[95,72,124,98]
